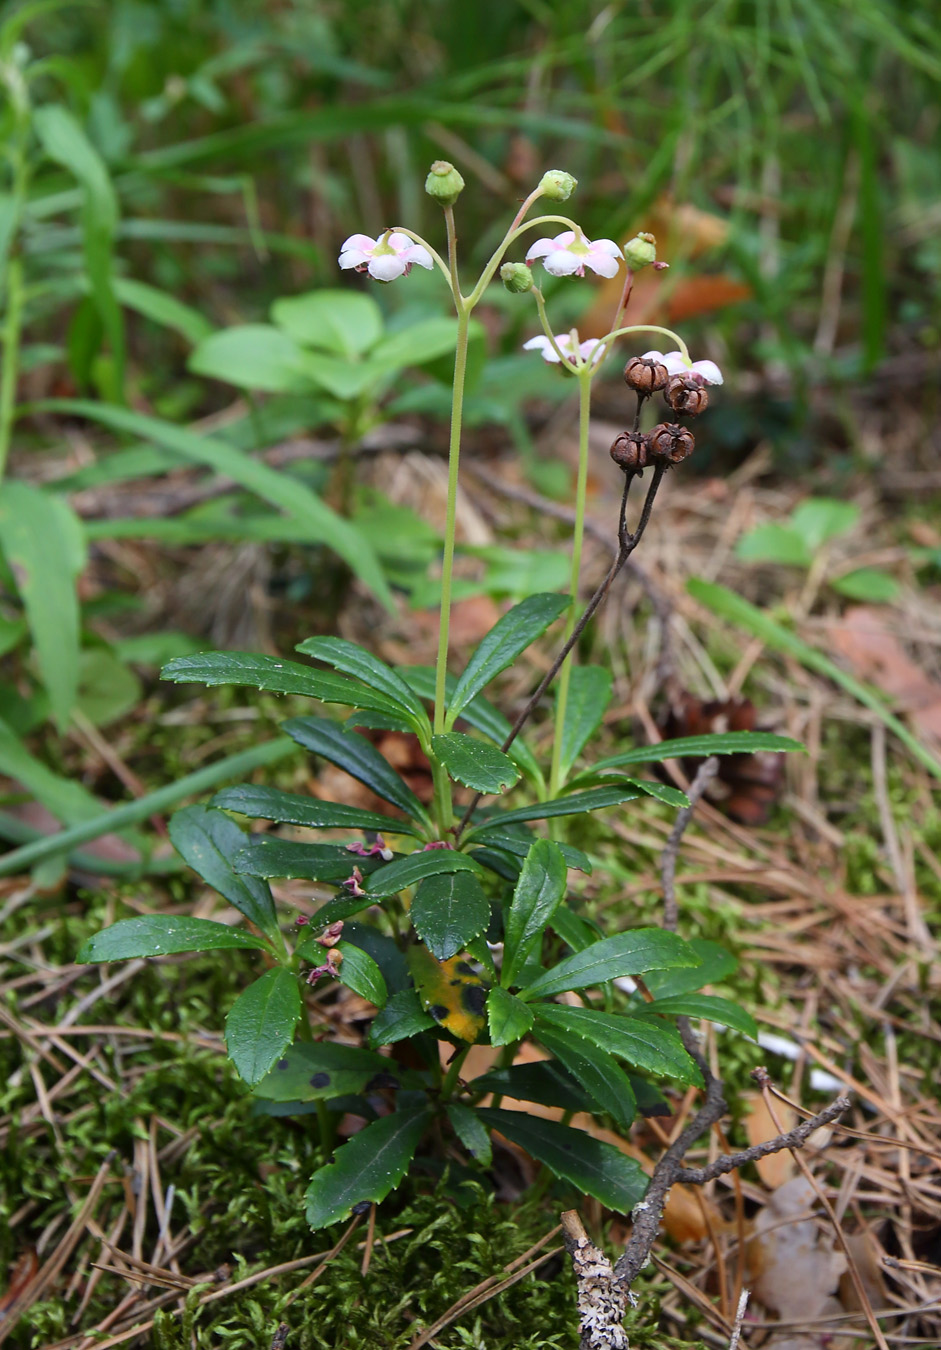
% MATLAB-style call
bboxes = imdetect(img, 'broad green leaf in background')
[830,568,900,602]
[487,986,534,1045]
[0,483,85,731]
[735,523,813,567]
[502,839,568,988]
[688,578,941,781]
[519,929,699,1002]
[370,317,461,369]
[446,593,568,726]
[77,915,272,963]
[306,1106,432,1229]
[283,717,430,825]
[33,105,125,396]
[0,717,102,825]
[411,870,490,960]
[253,1040,401,1102]
[477,1109,648,1211]
[225,968,302,1085]
[43,402,393,609]
[75,649,141,727]
[534,1005,702,1084]
[364,849,484,898]
[556,666,613,784]
[188,324,312,393]
[431,733,519,794]
[535,1021,637,1131]
[168,805,279,937]
[297,636,430,732]
[114,277,213,345]
[789,498,860,551]
[211,784,420,837]
[272,289,383,356]
[332,940,388,1007]
[447,1103,492,1166]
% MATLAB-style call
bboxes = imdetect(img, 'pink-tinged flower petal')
[339,247,371,269]
[341,233,379,253]
[523,335,564,363]
[583,250,620,278]
[552,230,576,247]
[387,231,413,251]
[691,359,723,385]
[543,249,582,276]
[403,244,433,269]
[578,339,605,365]
[660,350,691,376]
[525,237,555,261]
[368,253,407,282]
[591,239,623,257]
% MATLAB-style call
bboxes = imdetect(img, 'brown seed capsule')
[623,355,668,395]
[664,374,709,415]
[609,430,650,471]
[648,422,695,463]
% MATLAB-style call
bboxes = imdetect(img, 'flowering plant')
[77,164,798,1276]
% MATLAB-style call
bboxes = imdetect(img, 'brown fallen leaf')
[828,606,941,743]
[743,1091,797,1189]
[746,1175,847,1326]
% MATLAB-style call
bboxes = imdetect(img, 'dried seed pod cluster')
[611,349,720,475]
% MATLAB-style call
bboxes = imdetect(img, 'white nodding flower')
[523,332,605,367]
[642,349,724,385]
[338,230,433,282]
[526,230,623,279]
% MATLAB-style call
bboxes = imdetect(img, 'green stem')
[0,249,24,484]
[549,368,592,798]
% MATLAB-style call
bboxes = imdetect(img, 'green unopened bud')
[538,169,577,202]
[500,262,534,294]
[425,160,465,208]
[622,232,658,270]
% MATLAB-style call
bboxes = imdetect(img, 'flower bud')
[424,160,465,207]
[500,261,534,293]
[610,431,650,472]
[538,169,577,202]
[664,374,709,415]
[649,423,695,464]
[623,355,668,395]
[622,232,658,270]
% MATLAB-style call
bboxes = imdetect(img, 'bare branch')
[661,755,720,933]
[675,1095,851,1184]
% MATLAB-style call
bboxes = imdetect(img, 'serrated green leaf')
[557,666,612,783]
[502,839,568,988]
[477,1109,648,1211]
[161,651,404,719]
[233,837,369,882]
[77,915,271,963]
[446,593,568,726]
[297,637,429,731]
[334,940,388,1007]
[447,1103,492,1166]
[472,1061,595,1114]
[487,986,534,1046]
[573,731,804,783]
[368,988,435,1046]
[643,938,738,998]
[636,993,757,1039]
[306,1106,431,1229]
[469,830,591,876]
[432,733,519,794]
[466,782,641,836]
[519,929,699,1002]
[168,804,278,937]
[411,871,490,960]
[535,1022,636,1131]
[253,1040,400,1102]
[534,1005,702,1085]
[211,784,420,837]
[225,968,301,1085]
[364,849,484,898]
[283,717,430,825]
[0,484,85,731]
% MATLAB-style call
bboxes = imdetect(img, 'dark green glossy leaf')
[447,1103,492,1166]
[77,915,271,963]
[469,830,591,875]
[343,922,410,994]
[574,731,805,782]
[399,667,542,784]
[472,1061,595,1114]
[368,988,435,1046]
[477,1109,648,1211]
[431,733,519,794]
[283,717,429,825]
[334,940,388,1007]
[519,928,699,1002]
[161,651,403,718]
[225,968,301,1085]
[411,871,490,960]
[447,593,568,725]
[643,938,738,998]
[534,1006,702,1085]
[364,849,484,898]
[211,785,420,837]
[253,1040,401,1102]
[534,1021,636,1131]
[502,839,568,988]
[306,1106,432,1229]
[486,986,534,1046]
[636,994,757,1039]
[233,838,367,882]
[466,782,641,835]
[297,637,429,731]
[168,805,278,936]
[549,905,601,953]
[557,666,612,783]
